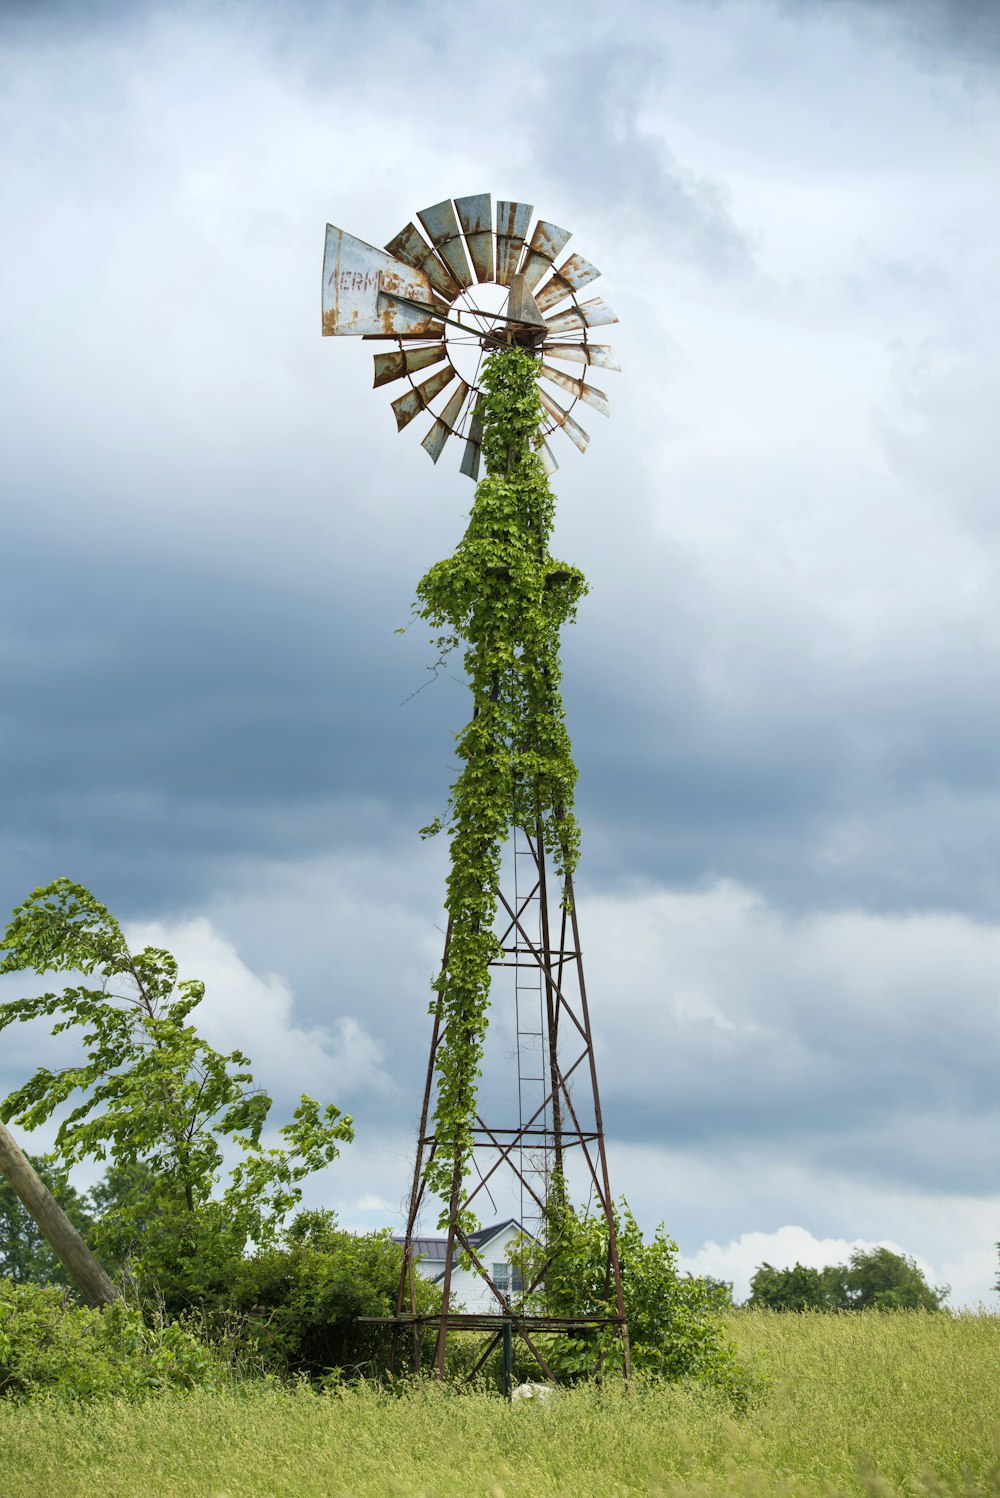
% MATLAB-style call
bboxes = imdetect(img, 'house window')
[493,1263,524,1297]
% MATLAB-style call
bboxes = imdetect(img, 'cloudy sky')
[3,0,1000,1305]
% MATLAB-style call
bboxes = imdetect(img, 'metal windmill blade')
[495,200,533,286]
[543,341,622,372]
[416,200,474,291]
[519,221,573,291]
[455,194,494,283]
[321,194,622,471]
[534,253,601,313]
[544,297,618,336]
[539,363,610,418]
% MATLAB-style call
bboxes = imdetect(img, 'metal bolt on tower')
[321,194,629,1383]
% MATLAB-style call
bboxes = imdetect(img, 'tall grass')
[1,1311,997,1497]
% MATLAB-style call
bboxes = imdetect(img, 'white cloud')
[124,915,394,1106]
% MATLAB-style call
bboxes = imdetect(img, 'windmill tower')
[322,196,629,1384]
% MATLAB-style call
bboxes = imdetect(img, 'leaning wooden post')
[0,1120,119,1307]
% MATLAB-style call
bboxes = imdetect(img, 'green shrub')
[515,1189,754,1401]
[226,1210,441,1380]
[0,1278,225,1402]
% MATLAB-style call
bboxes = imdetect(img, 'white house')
[392,1219,531,1314]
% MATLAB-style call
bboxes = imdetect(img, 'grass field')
[1,1311,998,1497]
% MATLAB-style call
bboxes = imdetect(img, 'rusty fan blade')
[544,297,618,335]
[495,200,532,285]
[534,253,601,313]
[539,363,610,417]
[539,385,590,453]
[384,222,461,301]
[520,221,573,291]
[536,436,559,476]
[543,341,622,371]
[422,380,470,464]
[460,395,485,481]
[455,193,494,283]
[417,200,473,290]
[373,343,447,388]
[391,365,456,431]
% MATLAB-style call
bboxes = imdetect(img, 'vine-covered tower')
[396,350,629,1382]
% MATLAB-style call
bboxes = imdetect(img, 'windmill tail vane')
[322,194,620,479]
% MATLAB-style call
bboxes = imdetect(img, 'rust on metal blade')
[539,363,610,417]
[421,380,470,463]
[421,417,449,464]
[460,395,485,481]
[536,436,559,476]
[520,221,572,290]
[385,222,461,301]
[322,225,438,336]
[362,322,446,341]
[544,340,621,371]
[439,380,470,432]
[544,296,618,335]
[373,343,447,389]
[417,200,473,290]
[455,193,494,283]
[534,253,601,312]
[390,365,456,431]
[495,200,532,285]
[538,385,590,452]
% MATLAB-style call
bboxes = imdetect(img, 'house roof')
[390,1218,532,1267]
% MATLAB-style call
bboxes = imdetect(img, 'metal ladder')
[512,820,550,1282]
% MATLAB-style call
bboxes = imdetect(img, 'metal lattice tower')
[321,194,630,1384]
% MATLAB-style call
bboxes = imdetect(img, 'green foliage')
[0,1154,94,1291]
[226,1209,440,1379]
[5,1313,1000,1496]
[748,1246,948,1312]
[516,1187,746,1397]
[841,1245,949,1311]
[0,879,353,1301]
[748,1261,841,1311]
[0,1279,223,1402]
[414,347,587,1218]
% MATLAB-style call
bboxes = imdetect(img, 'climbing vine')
[414,346,587,1218]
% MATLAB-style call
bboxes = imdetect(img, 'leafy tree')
[842,1246,948,1310]
[748,1247,947,1311]
[229,1209,441,1379]
[0,1152,94,1290]
[701,1276,735,1312]
[747,1261,841,1311]
[0,880,354,1302]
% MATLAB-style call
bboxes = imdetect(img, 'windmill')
[322,195,630,1387]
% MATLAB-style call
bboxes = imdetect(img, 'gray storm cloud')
[2,0,1000,1302]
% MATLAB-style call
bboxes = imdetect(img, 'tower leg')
[396,832,629,1378]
